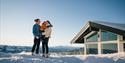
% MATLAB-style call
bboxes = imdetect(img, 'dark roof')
[71,21,125,43]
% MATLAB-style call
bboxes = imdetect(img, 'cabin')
[71,21,125,55]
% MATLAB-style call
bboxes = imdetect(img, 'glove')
[36,36,39,39]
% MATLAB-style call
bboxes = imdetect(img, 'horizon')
[0,0,125,47]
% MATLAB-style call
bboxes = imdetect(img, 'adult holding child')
[41,20,53,58]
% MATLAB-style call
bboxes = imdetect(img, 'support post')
[84,37,87,55]
[117,35,123,53]
[98,29,102,54]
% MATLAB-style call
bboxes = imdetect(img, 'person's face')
[37,20,41,24]
[46,21,50,27]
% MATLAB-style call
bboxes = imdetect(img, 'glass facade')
[86,32,98,42]
[102,43,118,54]
[101,31,117,41]
[85,30,124,54]
[86,44,98,54]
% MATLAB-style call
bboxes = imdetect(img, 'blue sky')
[0,0,125,46]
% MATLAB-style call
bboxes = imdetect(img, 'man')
[31,19,41,55]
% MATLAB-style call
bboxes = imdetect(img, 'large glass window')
[86,32,98,42]
[102,43,118,54]
[101,31,117,41]
[86,44,98,54]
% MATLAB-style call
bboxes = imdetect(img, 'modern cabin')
[71,21,125,55]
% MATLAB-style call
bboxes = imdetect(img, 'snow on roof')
[92,21,125,31]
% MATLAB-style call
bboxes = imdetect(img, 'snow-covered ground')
[0,52,83,63]
[83,52,125,63]
[0,52,125,63]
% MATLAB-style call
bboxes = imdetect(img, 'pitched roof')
[71,21,125,43]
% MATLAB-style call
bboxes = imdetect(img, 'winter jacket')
[42,27,52,38]
[33,24,40,37]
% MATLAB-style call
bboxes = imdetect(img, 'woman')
[42,20,53,58]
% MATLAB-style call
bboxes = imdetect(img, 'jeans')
[42,38,49,54]
[31,37,40,54]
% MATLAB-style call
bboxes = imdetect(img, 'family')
[31,19,53,58]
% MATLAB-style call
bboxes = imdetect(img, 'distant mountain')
[0,45,117,55]
[0,45,84,54]
[49,46,83,52]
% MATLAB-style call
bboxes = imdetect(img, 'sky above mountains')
[0,0,125,46]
